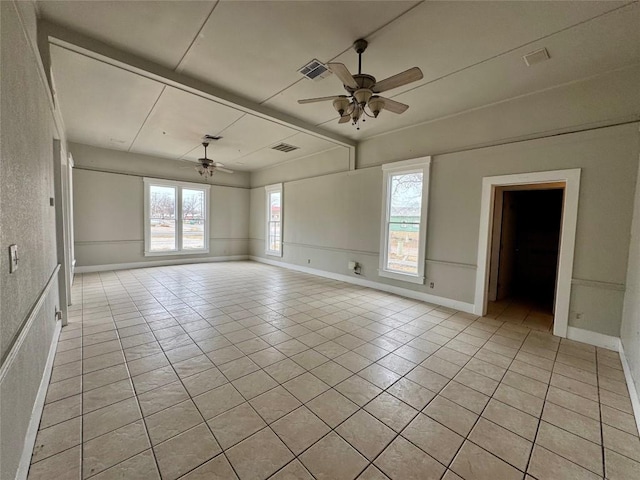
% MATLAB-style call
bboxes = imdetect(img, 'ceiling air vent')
[523,48,550,67]
[271,143,299,153]
[298,59,331,81]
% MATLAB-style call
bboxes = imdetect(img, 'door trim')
[474,169,581,338]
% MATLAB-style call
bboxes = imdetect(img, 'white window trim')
[144,177,211,256]
[265,183,283,257]
[378,156,431,285]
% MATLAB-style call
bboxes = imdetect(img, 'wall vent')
[299,59,331,81]
[271,143,300,153]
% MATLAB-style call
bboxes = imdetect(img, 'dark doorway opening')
[488,186,564,329]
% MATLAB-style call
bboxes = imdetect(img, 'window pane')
[386,224,420,274]
[268,191,281,252]
[182,189,205,250]
[387,172,423,275]
[269,192,281,220]
[149,186,176,251]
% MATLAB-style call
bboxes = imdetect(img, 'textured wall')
[0,1,62,478]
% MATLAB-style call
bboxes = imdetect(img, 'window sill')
[144,249,210,257]
[265,251,282,258]
[378,269,425,285]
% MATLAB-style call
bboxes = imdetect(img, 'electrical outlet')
[575,312,583,320]
[429,282,434,289]
[9,245,18,273]
[307,259,311,264]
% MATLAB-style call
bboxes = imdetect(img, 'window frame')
[265,183,283,257]
[378,156,431,284]
[143,177,210,256]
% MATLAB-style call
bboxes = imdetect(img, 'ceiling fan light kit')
[298,39,423,129]
[195,139,233,179]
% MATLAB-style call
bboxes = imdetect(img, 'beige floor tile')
[335,375,383,406]
[376,353,417,375]
[364,391,419,432]
[171,354,214,379]
[600,388,633,414]
[442,470,464,480]
[193,383,245,420]
[31,416,81,463]
[605,448,640,480]
[493,383,543,417]
[375,436,445,480]
[402,413,463,465]
[601,404,639,436]
[83,378,135,414]
[226,427,294,480]
[465,357,507,381]
[599,375,630,397]
[527,445,601,480]
[420,355,463,378]
[311,361,353,386]
[453,369,498,396]
[291,349,329,370]
[90,449,160,480]
[553,362,597,387]
[28,445,80,480]
[469,418,532,471]
[542,402,601,444]
[39,394,82,429]
[83,351,125,374]
[502,370,548,398]
[249,347,287,368]
[546,386,600,420]
[283,372,330,403]
[232,370,278,399]
[82,364,129,392]
[387,377,435,410]
[306,389,359,428]
[264,358,306,383]
[145,399,202,445]
[131,365,179,394]
[272,406,330,455]
[154,423,221,480]
[450,441,523,480]
[481,399,538,441]
[218,356,260,381]
[440,381,489,414]
[336,409,395,460]
[182,367,228,397]
[138,381,189,416]
[82,420,150,478]
[602,424,640,462]
[208,402,266,449]
[356,465,389,480]
[83,397,141,441]
[358,363,401,389]
[424,395,478,437]
[536,421,603,476]
[250,386,302,423]
[45,376,82,404]
[269,460,314,480]
[300,432,368,480]
[179,454,239,480]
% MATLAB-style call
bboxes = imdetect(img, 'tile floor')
[27,261,640,480]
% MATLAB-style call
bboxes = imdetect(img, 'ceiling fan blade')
[327,63,358,89]
[379,97,409,114]
[373,67,423,93]
[298,95,342,104]
[216,167,234,174]
[338,115,351,124]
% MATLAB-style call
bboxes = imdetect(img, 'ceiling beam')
[38,20,357,149]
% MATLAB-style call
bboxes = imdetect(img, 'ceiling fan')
[298,39,423,129]
[194,137,233,178]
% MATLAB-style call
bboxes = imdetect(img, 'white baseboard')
[619,341,640,436]
[250,256,476,313]
[15,320,62,480]
[566,326,620,351]
[75,255,249,273]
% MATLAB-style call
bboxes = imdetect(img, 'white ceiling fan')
[298,39,423,129]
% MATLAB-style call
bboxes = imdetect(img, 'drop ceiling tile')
[50,45,165,151]
[178,1,418,103]
[39,1,215,68]
[130,87,245,159]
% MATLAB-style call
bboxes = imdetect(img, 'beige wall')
[1,2,63,478]
[249,64,640,338]
[621,142,640,404]
[73,167,250,267]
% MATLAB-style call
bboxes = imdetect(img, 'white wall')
[621,133,640,404]
[1,2,63,478]
[73,167,250,268]
[250,63,640,339]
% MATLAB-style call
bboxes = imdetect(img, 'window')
[379,157,431,284]
[265,183,283,256]
[144,178,210,256]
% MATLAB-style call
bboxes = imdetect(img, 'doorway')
[474,169,581,338]
[487,186,564,331]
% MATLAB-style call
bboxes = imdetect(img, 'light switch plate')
[9,244,18,273]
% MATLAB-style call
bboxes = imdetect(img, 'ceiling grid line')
[174,0,220,73]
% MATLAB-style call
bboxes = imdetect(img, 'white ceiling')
[39,1,640,171]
